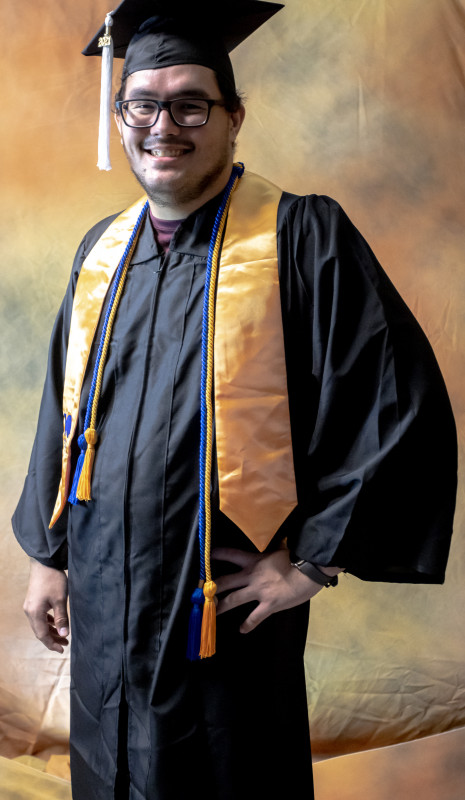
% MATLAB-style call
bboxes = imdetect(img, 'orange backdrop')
[1,0,464,763]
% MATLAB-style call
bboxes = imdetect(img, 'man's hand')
[213,547,327,634]
[23,559,69,653]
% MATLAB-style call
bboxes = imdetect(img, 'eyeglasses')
[115,98,226,128]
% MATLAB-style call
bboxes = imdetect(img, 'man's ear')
[230,104,246,143]
[114,112,123,139]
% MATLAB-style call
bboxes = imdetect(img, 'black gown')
[12,186,457,800]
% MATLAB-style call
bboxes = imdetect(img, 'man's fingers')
[212,548,324,633]
[40,624,69,652]
[24,601,69,635]
[42,635,68,653]
[216,586,256,615]
[46,613,70,641]
[216,585,272,632]
[239,604,271,634]
[213,548,261,594]
[23,561,69,652]
[52,602,70,636]
[25,610,68,652]
[214,570,249,595]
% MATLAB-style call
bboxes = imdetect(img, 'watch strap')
[291,559,339,587]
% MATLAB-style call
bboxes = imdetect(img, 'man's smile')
[142,137,194,161]
[148,147,192,158]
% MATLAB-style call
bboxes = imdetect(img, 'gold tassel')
[199,580,217,658]
[76,428,99,501]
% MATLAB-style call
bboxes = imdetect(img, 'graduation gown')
[12,186,457,800]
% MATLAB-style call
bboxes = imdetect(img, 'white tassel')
[97,13,114,171]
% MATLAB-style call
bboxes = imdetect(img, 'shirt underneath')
[149,209,185,252]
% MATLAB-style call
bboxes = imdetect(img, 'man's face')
[115,64,245,218]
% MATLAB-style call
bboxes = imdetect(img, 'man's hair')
[114,72,245,113]
[215,72,245,112]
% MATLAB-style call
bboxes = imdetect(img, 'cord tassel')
[68,434,87,505]
[76,428,98,501]
[186,582,205,661]
[199,581,217,658]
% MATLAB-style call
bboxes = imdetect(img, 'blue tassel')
[68,434,87,505]
[186,584,205,661]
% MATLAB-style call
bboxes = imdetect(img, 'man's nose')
[150,108,180,134]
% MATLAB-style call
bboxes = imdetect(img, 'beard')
[126,136,232,211]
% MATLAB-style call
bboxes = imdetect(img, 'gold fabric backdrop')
[1,0,464,762]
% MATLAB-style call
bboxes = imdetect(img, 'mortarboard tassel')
[97,13,114,171]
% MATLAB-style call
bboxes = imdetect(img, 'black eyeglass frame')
[115,98,226,128]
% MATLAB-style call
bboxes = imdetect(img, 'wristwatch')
[291,559,339,587]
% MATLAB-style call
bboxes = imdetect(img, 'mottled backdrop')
[1,0,464,762]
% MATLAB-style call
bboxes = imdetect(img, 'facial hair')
[125,136,232,211]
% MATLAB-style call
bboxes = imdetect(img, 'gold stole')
[50,171,297,551]
[49,197,148,528]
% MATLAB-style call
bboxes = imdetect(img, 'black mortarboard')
[83,0,283,169]
[83,1,283,71]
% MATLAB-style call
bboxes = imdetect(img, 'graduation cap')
[83,0,283,169]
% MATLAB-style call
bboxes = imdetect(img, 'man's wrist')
[290,558,342,587]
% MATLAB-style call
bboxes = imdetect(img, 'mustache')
[142,136,194,150]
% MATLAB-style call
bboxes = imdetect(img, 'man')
[12,2,457,799]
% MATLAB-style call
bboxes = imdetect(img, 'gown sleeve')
[278,194,457,583]
[11,215,118,569]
